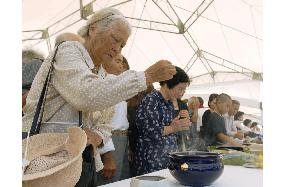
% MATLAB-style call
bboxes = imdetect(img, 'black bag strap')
[29,42,82,136]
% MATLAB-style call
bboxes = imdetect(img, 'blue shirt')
[134,90,178,175]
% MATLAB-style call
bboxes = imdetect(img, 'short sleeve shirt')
[204,112,227,146]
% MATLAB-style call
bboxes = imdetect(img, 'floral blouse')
[134,90,178,175]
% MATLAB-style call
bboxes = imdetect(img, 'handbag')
[22,42,96,187]
[29,42,82,136]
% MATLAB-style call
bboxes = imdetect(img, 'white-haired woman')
[22,7,176,187]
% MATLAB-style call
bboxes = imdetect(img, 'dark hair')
[251,122,258,128]
[243,119,252,127]
[122,56,130,70]
[208,93,218,108]
[234,111,244,120]
[159,66,190,89]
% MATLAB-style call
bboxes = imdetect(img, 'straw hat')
[22,127,87,187]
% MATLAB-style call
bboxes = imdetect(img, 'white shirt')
[197,108,208,132]
[98,101,129,154]
[234,121,252,133]
[223,113,238,137]
[111,101,129,130]
[98,70,129,155]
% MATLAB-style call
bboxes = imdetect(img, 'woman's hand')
[83,128,103,147]
[169,116,191,133]
[101,152,116,178]
[144,60,176,85]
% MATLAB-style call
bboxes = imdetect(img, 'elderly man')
[203,94,241,146]
[223,100,244,140]
[23,7,176,187]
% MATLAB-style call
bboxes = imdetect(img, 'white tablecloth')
[100,165,263,187]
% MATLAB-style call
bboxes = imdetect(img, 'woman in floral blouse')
[134,66,191,175]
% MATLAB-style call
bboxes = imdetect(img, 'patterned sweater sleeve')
[51,41,147,112]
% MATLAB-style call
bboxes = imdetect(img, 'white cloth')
[251,127,262,135]
[99,166,263,187]
[223,113,238,137]
[98,137,116,155]
[98,101,129,154]
[234,121,252,133]
[111,101,129,131]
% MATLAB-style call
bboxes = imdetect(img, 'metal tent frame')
[22,0,263,82]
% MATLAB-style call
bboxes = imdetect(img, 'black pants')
[75,145,97,187]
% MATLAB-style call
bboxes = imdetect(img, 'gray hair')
[78,7,131,38]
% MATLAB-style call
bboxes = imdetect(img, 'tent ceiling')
[23,0,262,85]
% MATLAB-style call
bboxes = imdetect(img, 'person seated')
[234,111,244,123]
[223,100,244,140]
[200,93,218,137]
[234,111,248,132]
[134,66,191,175]
[197,96,204,108]
[250,122,261,134]
[203,94,241,146]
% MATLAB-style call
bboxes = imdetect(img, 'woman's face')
[88,20,130,65]
[168,83,188,100]
[209,98,217,110]
[239,115,244,121]
[103,54,123,75]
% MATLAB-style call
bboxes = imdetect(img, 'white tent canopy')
[23,0,262,117]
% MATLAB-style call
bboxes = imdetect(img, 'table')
[100,165,262,187]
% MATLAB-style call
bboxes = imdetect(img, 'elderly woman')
[134,66,191,175]
[22,7,176,187]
